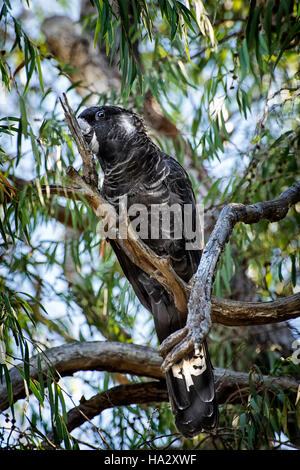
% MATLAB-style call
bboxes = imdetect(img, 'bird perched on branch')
[77,105,218,437]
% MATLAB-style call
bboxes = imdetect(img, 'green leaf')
[264,0,275,54]
[0,56,10,89]
[290,253,296,287]
[278,259,283,282]
[57,384,68,423]
[239,39,250,81]
[37,354,45,401]
[3,364,14,415]
[0,216,7,247]
[214,270,222,297]
[19,95,28,137]
[17,291,47,314]
[35,50,44,93]
[203,178,221,206]
[24,36,36,93]
[239,412,247,435]
[246,2,261,51]
[117,0,129,31]
[47,377,55,416]
[224,243,232,281]
[282,399,288,435]
[24,340,30,385]
[220,110,230,140]
[94,11,101,46]
[0,3,8,22]
[27,378,44,405]
[103,371,110,391]
[274,22,300,68]
[250,396,261,414]
[170,7,178,42]
[221,263,231,294]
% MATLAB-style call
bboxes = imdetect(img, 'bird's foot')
[158,327,193,373]
[158,309,211,373]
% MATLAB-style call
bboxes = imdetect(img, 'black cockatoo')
[77,105,218,437]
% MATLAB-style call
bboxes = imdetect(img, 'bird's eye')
[95,110,105,120]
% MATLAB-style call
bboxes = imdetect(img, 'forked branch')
[160,183,300,371]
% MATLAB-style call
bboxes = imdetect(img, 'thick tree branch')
[160,182,300,371]
[0,341,298,414]
[211,293,300,326]
[188,183,300,329]
[51,381,168,441]
[0,342,162,413]
[58,364,300,439]
[62,361,299,437]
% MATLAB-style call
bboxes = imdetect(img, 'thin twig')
[59,93,98,188]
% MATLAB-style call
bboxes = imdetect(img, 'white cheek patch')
[77,117,92,135]
[77,118,99,154]
[119,114,136,135]
[89,132,99,154]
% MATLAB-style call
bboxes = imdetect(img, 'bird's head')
[77,105,146,158]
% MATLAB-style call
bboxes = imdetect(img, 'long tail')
[149,288,218,438]
[110,257,219,438]
[165,340,218,438]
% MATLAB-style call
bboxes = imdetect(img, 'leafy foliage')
[0,0,299,450]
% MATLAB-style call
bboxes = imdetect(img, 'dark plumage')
[77,105,218,437]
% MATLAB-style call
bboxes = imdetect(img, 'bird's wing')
[106,153,201,339]
[140,154,202,282]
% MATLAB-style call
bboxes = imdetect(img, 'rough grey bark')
[210,293,300,326]
[158,183,300,370]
